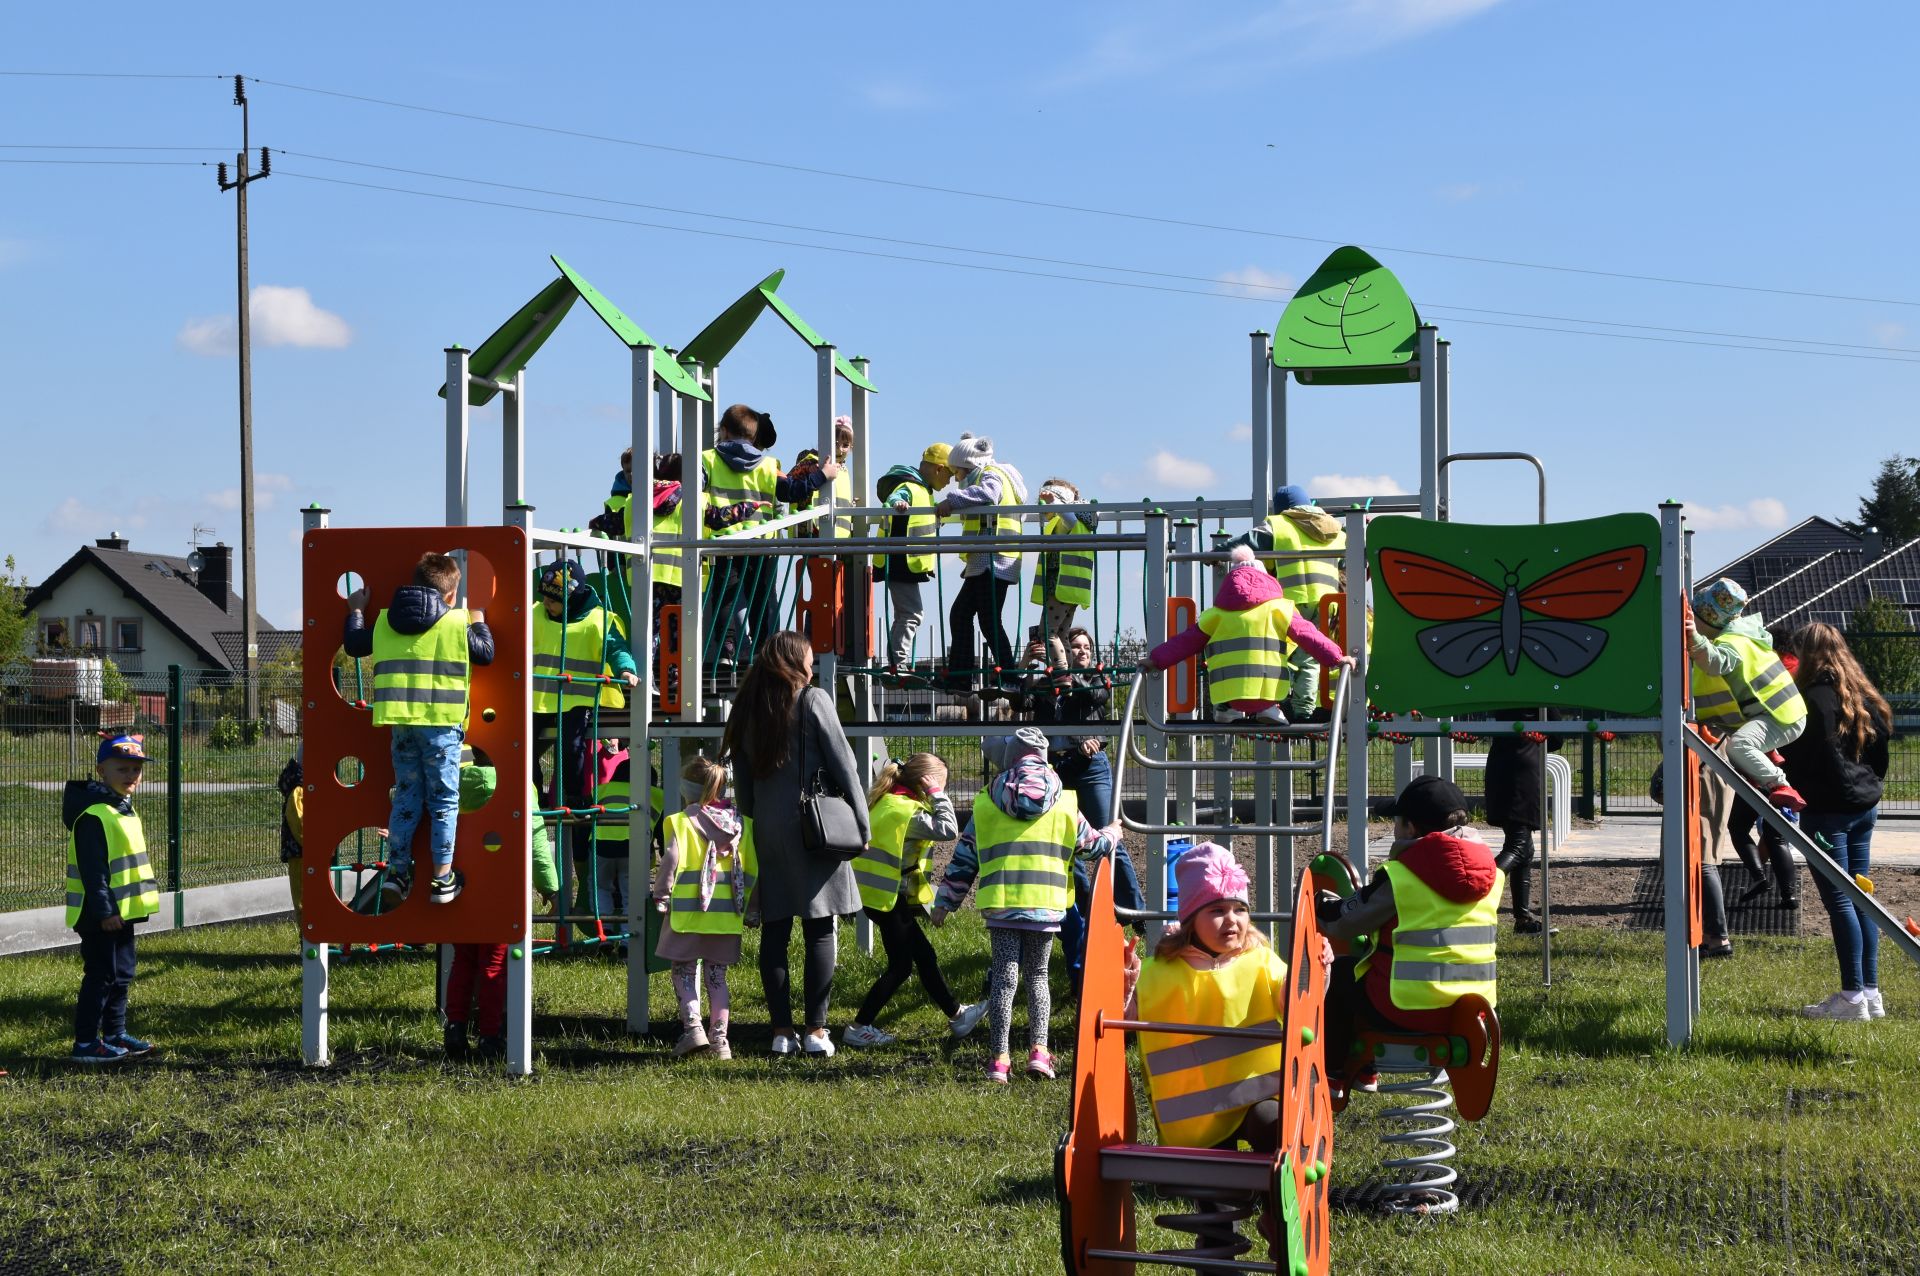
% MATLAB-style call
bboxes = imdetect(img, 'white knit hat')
[948,432,993,473]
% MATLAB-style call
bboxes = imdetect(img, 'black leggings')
[1214,1099,1282,1152]
[949,573,1013,673]
[760,914,837,1031]
[856,896,959,1025]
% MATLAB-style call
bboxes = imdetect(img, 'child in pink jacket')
[1142,546,1351,724]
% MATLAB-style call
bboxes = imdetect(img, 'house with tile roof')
[20,533,290,676]
[1703,514,1920,640]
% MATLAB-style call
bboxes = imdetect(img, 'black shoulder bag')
[796,706,865,861]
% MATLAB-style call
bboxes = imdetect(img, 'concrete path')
[1558,814,1920,865]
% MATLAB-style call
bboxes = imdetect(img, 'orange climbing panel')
[301,526,533,946]
[1167,596,1197,715]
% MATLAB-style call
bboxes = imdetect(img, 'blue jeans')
[1057,748,1115,829]
[388,724,464,874]
[1803,807,1879,992]
[1062,841,1145,979]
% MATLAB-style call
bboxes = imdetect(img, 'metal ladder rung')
[1084,1248,1274,1274]
[1120,818,1323,838]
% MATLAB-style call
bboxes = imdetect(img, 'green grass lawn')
[2,916,1917,1274]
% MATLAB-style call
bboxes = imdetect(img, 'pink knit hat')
[1175,842,1249,923]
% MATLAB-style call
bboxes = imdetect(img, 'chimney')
[95,531,129,551]
[196,542,234,613]
[1865,526,1885,563]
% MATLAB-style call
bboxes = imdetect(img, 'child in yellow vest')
[1142,546,1352,724]
[1120,843,1291,1153]
[652,756,755,1060]
[843,754,987,1047]
[63,734,162,1063]
[1685,577,1808,810]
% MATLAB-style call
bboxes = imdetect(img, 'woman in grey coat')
[723,631,868,1057]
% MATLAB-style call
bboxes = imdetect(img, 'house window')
[114,618,143,652]
[40,618,67,649]
[74,617,106,650]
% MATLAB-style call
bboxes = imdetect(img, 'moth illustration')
[1378,546,1648,678]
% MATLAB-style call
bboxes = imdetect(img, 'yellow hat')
[922,442,952,467]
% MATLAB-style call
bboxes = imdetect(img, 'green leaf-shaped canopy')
[1273,246,1421,384]
[679,269,877,392]
[439,275,578,406]
[551,256,709,400]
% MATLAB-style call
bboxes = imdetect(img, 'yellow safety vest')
[872,479,937,574]
[66,801,159,927]
[662,809,757,935]
[370,608,471,727]
[701,448,780,523]
[532,606,623,711]
[1196,598,1297,707]
[1367,860,1504,1012]
[830,466,855,540]
[855,791,937,911]
[1136,945,1289,1148]
[606,490,631,531]
[1263,513,1346,610]
[623,496,701,593]
[963,464,1024,565]
[1691,632,1805,730]
[594,776,665,853]
[970,790,1079,912]
[1031,514,1095,607]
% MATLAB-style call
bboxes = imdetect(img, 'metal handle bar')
[1098,1013,1292,1043]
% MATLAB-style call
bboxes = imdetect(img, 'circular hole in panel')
[332,827,393,872]
[446,547,497,613]
[482,832,504,853]
[329,646,374,709]
[334,756,365,787]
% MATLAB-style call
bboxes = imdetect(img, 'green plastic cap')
[1300,1026,1316,1046]
[510,946,524,960]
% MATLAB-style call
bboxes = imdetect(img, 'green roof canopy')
[1272,246,1422,385]
[679,269,877,392]
[550,255,708,400]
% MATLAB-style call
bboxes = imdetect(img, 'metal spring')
[1149,1188,1258,1266]
[1374,1068,1460,1215]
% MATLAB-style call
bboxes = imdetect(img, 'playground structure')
[292,242,1920,1273]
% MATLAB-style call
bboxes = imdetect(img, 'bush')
[209,715,244,751]
[100,657,133,705]
[1848,596,1920,700]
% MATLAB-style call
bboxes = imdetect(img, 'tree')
[1843,455,1920,549]
[0,555,35,666]
[1848,596,1920,701]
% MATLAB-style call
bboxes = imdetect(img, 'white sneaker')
[1864,988,1887,1020]
[950,1001,989,1039]
[841,1023,895,1048]
[802,1029,836,1057]
[769,1033,800,1057]
[1253,704,1290,725]
[1802,992,1870,1022]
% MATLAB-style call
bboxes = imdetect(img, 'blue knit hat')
[1273,484,1311,513]
[1690,577,1747,630]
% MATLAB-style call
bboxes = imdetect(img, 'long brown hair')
[1790,622,1892,758]
[721,631,812,778]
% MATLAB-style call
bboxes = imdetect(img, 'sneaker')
[1767,784,1807,813]
[949,1002,988,1039]
[1027,1047,1057,1080]
[102,1033,153,1058]
[841,1023,896,1048]
[474,1035,506,1059]
[71,1039,128,1064]
[1802,992,1871,1022]
[1253,704,1290,725]
[802,1029,836,1058]
[987,1058,1012,1085]
[770,1033,799,1057]
[674,1024,710,1056]
[427,869,463,905]
[1211,705,1248,723]
[709,1030,732,1060]
[443,1022,470,1060]
[1352,1069,1380,1093]
[1864,989,1886,1020]
[1700,940,1735,960]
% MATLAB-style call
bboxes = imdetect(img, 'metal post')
[1249,332,1271,516]
[851,356,876,958]
[814,345,838,695]
[1343,510,1371,873]
[301,936,330,1066]
[1682,524,1699,1022]
[1659,503,1693,1047]
[445,347,471,528]
[505,932,533,1075]
[1270,360,1288,494]
[166,664,185,928]
[1144,512,1170,936]
[1171,520,1197,832]
[1416,326,1441,785]
[629,346,659,1034]
[502,372,526,518]
[681,365,709,724]
[1433,339,1452,523]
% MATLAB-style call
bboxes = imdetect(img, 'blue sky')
[5,1,1917,629]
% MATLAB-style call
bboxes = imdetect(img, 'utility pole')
[217,75,269,720]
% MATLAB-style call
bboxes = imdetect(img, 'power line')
[0,70,223,79]
[0,143,226,151]
[0,157,208,166]
[254,74,1920,310]
[275,167,1920,366]
[278,149,1920,357]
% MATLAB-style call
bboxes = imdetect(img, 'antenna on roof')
[191,524,216,548]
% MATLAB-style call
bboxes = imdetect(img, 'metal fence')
[0,664,300,913]
[1598,718,1920,817]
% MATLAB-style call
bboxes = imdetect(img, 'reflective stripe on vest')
[370,608,471,727]
[701,448,781,517]
[970,790,1079,912]
[963,464,1024,564]
[854,791,933,912]
[1380,859,1503,1012]
[594,778,631,846]
[1031,514,1094,607]
[662,810,757,936]
[1135,945,1289,1148]
[1691,632,1805,729]
[1262,513,1346,608]
[651,502,684,588]
[1196,598,1297,707]
[532,606,623,711]
[872,479,937,573]
[65,802,159,927]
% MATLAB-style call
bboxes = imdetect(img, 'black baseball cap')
[1379,775,1470,827]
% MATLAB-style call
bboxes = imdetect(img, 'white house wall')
[35,563,211,675]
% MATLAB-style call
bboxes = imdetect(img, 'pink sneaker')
[987,1058,1012,1085]
[1027,1048,1057,1080]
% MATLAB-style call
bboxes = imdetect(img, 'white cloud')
[1227,422,1254,442]
[1681,497,1788,532]
[1873,321,1909,349]
[44,496,148,536]
[1216,266,1297,300]
[178,285,353,356]
[1145,450,1218,490]
[205,472,295,513]
[1305,473,1410,498]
